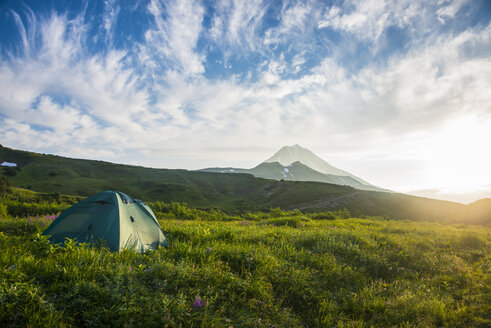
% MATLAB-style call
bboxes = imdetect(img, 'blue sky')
[0,0,490,203]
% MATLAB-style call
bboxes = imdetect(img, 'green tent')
[42,191,168,252]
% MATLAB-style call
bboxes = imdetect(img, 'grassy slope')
[1,146,490,223]
[0,213,489,327]
[0,146,270,208]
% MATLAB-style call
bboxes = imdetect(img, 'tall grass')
[0,211,489,327]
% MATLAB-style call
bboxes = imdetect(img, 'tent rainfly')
[42,191,168,253]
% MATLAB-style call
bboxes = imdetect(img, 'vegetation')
[0,193,489,327]
[0,176,12,195]
[1,145,490,224]
[0,148,489,326]
[0,185,82,218]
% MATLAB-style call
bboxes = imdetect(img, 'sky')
[0,0,490,204]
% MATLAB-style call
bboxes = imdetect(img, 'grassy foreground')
[0,212,489,327]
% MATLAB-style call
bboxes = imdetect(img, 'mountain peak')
[265,145,329,171]
[264,145,373,187]
[280,144,305,151]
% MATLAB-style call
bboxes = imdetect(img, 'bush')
[459,233,486,249]
[0,203,8,219]
[2,166,17,177]
[0,176,12,194]
[150,201,227,221]
[264,216,311,227]
[3,200,68,217]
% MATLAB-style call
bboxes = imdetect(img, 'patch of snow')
[283,168,289,173]
[1,162,17,167]
[229,169,235,172]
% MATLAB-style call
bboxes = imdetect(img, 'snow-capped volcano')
[264,144,372,186]
[201,145,386,192]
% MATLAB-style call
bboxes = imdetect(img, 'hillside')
[1,145,489,224]
[0,145,354,211]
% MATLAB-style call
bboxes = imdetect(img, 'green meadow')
[0,193,489,327]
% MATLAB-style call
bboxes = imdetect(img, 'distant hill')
[0,145,489,224]
[201,144,386,192]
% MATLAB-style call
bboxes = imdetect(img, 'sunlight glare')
[423,116,491,192]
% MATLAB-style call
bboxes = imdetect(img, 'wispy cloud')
[215,0,267,52]
[144,0,205,77]
[0,0,490,201]
[102,0,120,45]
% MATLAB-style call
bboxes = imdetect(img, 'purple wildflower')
[193,297,207,309]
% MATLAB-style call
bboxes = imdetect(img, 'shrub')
[0,203,8,219]
[0,176,12,194]
[264,216,311,227]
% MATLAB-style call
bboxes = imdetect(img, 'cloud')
[144,0,205,77]
[0,0,490,201]
[437,0,466,24]
[0,7,153,158]
[102,0,120,45]
[219,0,266,51]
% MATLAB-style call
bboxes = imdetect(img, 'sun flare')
[423,116,491,192]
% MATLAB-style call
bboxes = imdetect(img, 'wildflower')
[307,251,311,254]
[193,296,207,309]
[301,222,306,227]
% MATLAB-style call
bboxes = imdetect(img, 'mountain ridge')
[202,144,385,191]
